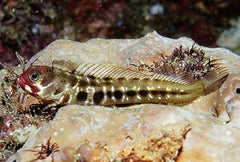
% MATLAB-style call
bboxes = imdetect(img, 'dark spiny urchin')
[136,45,218,80]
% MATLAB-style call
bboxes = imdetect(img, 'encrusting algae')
[18,46,228,107]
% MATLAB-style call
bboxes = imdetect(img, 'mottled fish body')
[18,61,228,106]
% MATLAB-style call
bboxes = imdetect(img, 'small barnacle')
[26,137,59,161]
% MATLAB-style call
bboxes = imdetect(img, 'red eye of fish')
[29,70,41,82]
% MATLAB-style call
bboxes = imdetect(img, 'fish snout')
[18,74,39,97]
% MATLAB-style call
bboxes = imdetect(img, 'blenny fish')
[18,61,228,106]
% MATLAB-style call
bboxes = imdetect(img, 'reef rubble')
[6,32,240,161]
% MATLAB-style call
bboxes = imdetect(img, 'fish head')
[18,66,53,97]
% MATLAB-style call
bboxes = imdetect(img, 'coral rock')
[12,32,240,161]
[15,105,190,161]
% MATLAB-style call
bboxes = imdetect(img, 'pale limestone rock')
[176,108,240,162]
[11,32,240,161]
[15,105,190,161]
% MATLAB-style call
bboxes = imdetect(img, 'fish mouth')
[18,75,27,90]
[18,75,40,97]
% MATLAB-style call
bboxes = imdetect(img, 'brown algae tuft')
[135,45,218,80]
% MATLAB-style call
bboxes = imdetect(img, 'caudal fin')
[203,66,229,95]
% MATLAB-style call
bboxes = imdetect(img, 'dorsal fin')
[202,66,229,94]
[52,60,79,73]
[75,62,151,79]
[150,73,195,84]
[76,62,194,85]
[52,60,193,85]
